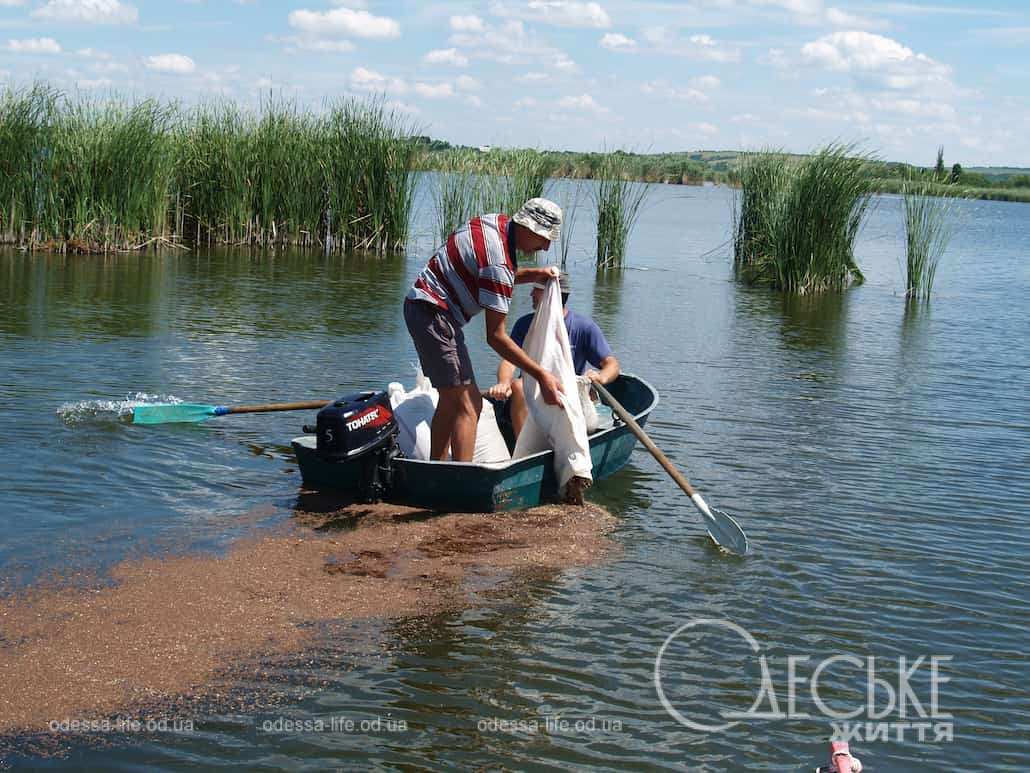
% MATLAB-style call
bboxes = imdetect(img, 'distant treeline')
[419,138,1030,203]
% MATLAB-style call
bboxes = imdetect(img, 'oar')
[592,382,750,556]
[132,400,329,425]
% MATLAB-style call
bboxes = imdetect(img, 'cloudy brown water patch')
[0,502,616,736]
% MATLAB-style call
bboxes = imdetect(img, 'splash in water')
[57,393,182,425]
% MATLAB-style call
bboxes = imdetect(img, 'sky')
[1,0,1028,167]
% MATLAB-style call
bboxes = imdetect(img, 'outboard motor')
[315,390,399,502]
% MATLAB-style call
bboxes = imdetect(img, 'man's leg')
[510,378,528,439]
[433,383,482,461]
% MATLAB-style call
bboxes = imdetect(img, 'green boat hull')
[291,374,658,513]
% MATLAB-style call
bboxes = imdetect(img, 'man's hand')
[485,381,512,400]
[583,369,605,385]
[537,371,565,408]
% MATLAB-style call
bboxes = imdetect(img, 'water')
[1,181,1028,769]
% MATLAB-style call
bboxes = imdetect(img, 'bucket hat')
[513,197,562,242]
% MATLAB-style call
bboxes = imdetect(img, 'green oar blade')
[132,403,218,424]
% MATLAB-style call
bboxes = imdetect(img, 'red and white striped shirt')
[406,214,515,326]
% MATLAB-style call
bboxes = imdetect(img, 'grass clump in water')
[734,143,874,293]
[594,151,650,270]
[902,179,956,299]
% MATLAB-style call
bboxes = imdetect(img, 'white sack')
[577,376,600,434]
[512,279,593,490]
[388,370,510,464]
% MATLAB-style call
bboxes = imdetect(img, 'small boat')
[291,374,659,513]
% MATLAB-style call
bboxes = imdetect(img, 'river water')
[1,179,1027,769]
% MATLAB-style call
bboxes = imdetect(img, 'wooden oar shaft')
[592,383,697,497]
[224,400,329,415]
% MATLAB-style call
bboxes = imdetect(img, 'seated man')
[487,272,620,438]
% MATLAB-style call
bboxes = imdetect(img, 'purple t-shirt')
[510,309,613,376]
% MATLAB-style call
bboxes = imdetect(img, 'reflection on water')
[589,267,625,333]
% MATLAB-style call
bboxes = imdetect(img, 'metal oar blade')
[131,403,218,424]
[689,493,750,555]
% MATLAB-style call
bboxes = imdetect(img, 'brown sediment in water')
[0,502,616,736]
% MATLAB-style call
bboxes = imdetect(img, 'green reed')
[594,152,650,270]
[902,179,955,299]
[0,83,417,252]
[734,143,874,293]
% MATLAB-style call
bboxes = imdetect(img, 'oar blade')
[132,403,217,425]
[707,507,750,556]
[690,492,750,555]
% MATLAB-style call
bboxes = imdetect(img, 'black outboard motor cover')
[316,390,397,461]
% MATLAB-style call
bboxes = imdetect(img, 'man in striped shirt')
[404,198,565,462]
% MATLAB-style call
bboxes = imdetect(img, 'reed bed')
[431,148,551,244]
[593,152,650,270]
[0,83,418,252]
[902,180,955,299]
[733,144,874,293]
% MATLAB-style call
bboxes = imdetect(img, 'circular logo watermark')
[654,619,955,744]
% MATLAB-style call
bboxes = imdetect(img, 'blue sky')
[1,0,1028,166]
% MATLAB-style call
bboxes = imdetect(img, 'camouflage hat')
[532,270,570,293]
[513,197,562,242]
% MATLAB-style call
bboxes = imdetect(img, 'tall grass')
[557,181,583,269]
[0,83,417,252]
[733,143,874,293]
[431,148,551,244]
[902,180,955,299]
[594,152,650,270]
[432,150,483,243]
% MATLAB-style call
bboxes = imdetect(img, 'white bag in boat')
[388,370,511,464]
[512,278,593,491]
[577,376,600,433]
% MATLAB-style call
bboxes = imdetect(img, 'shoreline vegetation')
[2,83,1026,257]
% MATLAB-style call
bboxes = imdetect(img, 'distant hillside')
[966,166,1030,181]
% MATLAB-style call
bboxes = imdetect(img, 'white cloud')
[455,74,480,91]
[517,72,548,83]
[642,80,708,102]
[414,82,454,99]
[642,27,742,62]
[288,7,400,39]
[801,31,951,91]
[763,47,790,68]
[450,14,484,32]
[350,66,407,93]
[75,47,110,58]
[559,93,608,114]
[424,48,468,66]
[690,75,721,90]
[31,0,138,24]
[515,96,537,108]
[825,7,887,30]
[5,37,62,54]
[330,0,367,7]
[747,0,885,30]
[385,99,419,115]
[870,95,955,120]
[0,0,24,6]
[600,32,636,52]
[732,113,759,123]
[449,18,575,72]
[144,53,195,74]
[501,1,611,29]
[292,38,354,52]
[76,77,113,88]
[690,121,719,136]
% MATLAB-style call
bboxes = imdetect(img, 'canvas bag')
[388,370,510,463]
[512,278,593,490]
